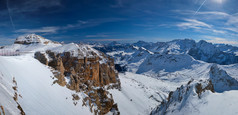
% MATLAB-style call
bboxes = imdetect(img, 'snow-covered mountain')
[1,34,238,115]
[95,39,238,66]
[93,39,238,115]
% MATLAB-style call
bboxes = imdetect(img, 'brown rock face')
[34,52,48,65]
[45,51,67,86]
[36,51,119,87]
[82,88,119,115]
[195,80,215,98]
[34,50,120,114]
[1,105,5,115]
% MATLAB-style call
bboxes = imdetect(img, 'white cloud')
[15,18,125,34]
[196,11,229,17]
[211,29,226,34]
[211,0,226,4]
[175,10,238,35]
[176,18,228,34]
[227,13,238,25]
[177,19,212,29]
[205,36,238,45]
[173,10,229,17]
[15,27,59,33]
[224,27,238,33]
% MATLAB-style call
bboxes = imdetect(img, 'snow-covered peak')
[169,39,195,44]
[133,40,152,47]
[150,79,215,115]
[108,41,121,46]
[14,34,59,45]
[2,34,106,61]
[209,64,238,92]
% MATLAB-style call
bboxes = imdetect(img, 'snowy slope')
[137,54,201,74]
[0,55,179,115]
[0,66,21,115]
[109,72,182,115]
[0,55,92,115]
[151,81,238,115]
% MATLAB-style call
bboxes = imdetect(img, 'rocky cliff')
[35,50,119,88]
[35,48,121,115]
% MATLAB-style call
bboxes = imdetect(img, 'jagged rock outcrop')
[151,79,215,115]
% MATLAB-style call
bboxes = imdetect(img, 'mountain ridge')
[95,38,238,65]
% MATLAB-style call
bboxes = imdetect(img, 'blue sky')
[0,0,238,45]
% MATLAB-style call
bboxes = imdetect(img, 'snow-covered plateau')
[1,34,238,115]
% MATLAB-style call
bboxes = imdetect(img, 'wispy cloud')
[175,10,238,27]
[85,34,110,38]
[224,27,238,33]
[63,18,125,30]
[204,36,238,45]
[177,19,212,29]
[4,0,62,14]
[173,10,229,17]
[15,18,125,34]
[173,10,231,23]
[15,27,59,33]
[176,18,226,34]
[226,13,238,25]
[211,29,226,34]
[211,0,226,4]
[197,11,229,17]
[174,10,238,36]
[83,39,127,42]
